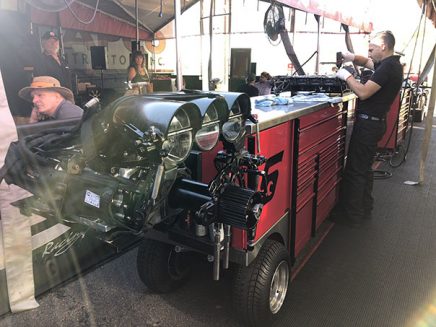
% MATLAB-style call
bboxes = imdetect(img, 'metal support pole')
[174,0,183,90]
[135,0,139,44]
[59,26,65,57]
[419,54,436,184]
[315,14,320,74]
[208,0,214,90]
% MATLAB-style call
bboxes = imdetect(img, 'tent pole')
[174,0,183,90]
[419,53,436,184]
[135,0,139,44]
[208,0,214,90]
[200,0,208,90]
[315,14,320,74]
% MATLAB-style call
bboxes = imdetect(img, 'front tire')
[232,239,290,326]
[137,239,191,293]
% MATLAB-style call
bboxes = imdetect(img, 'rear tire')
[232,239,290,327]
[136,239,191,293]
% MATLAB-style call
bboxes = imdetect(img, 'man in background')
[18,76,83,123]
[34,31,72,90]
[255,71,273,96]
[238,73,259,97]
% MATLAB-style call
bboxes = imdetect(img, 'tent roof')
[39,0,436,39]
[30,0,199,39]
[417,0,436,27]
[80,0,199,33]
[28,0,435,39]
[276,0,373,33]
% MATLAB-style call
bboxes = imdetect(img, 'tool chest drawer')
[299,117,343,153]
[299,105,342,129]
[316,182,340,227]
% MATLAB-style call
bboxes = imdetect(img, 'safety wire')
[63,0,100,25]
[374,4,426,179]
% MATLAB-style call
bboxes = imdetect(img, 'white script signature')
[42,231,86,258]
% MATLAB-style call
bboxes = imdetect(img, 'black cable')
[373,169,393,180]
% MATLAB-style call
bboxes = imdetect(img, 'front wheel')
[136,239,191,293]
[232,239,290,327]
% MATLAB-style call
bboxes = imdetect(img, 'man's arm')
[353,55,375,70]
[338,51,379,100]
[341,51,375,70]
[344,77,381,100]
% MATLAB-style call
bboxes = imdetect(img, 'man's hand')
[29,108,39,123]
[341,50,355,63]
[336,68,352,81]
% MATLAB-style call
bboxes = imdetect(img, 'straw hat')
[19,76,74,103]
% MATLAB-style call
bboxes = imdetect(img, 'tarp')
[28,0,375,39]
[28,0,199,39]
[30,1,153,40]
[276,0,373,32]
[417,0,436,27]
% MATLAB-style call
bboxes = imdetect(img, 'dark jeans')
[340,118,386,219]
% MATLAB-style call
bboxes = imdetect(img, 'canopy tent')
[417,0,436,27]
[28,0,199,40]
[276,0,373,32]
[27,0,375,40]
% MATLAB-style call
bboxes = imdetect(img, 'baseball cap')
[41,31,59,40]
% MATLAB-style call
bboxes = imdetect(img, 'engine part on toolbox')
[143,92,229,151]
[147,90,256,152]
[2,88,272,289]
[1,95,203,232]
[272,75,349,95]
[0,89,265,235]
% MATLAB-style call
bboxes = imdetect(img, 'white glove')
[336,68,352,81]
[342,50,355,63]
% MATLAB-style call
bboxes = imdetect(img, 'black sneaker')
[329,209,364,228]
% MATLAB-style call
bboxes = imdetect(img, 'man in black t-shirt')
[334,31,403,226]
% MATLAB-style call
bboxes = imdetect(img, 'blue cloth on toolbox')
[291,93,342,103]
[255,96,291,107]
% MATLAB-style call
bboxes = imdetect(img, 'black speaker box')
[250,62,257,75]
[90,46,107,70]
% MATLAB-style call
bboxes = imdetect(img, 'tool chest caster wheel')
[137,239,191,293]
[232,239,290,326]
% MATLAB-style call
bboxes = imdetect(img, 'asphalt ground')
[1,120,436,327]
